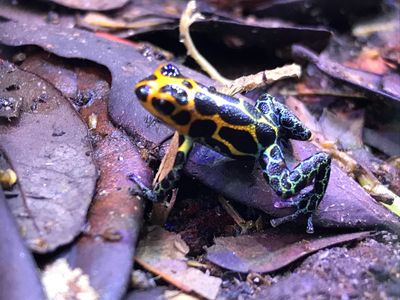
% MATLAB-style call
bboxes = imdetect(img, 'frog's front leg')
[256,93,311,141]
[130,134,193,202]
[259,143,331,233]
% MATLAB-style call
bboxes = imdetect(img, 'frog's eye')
[160,64,181,77]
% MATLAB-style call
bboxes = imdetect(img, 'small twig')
[218,196,254,234]
[179,1,231,85]
[82,12,173,30]
[281,89,367,99]
[134,257,192,293]
[318,130,400,215]
[358,173,400,215]
[186,260,210,269]
[219,64,301,95]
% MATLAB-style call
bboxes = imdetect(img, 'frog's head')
[135,63,197,131]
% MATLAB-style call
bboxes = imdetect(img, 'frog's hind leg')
[129,134,193,202]
[259,143,331,233]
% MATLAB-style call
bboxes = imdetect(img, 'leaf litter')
[135,226,222,300]
[0,0,399,299]
[0,60,97,252]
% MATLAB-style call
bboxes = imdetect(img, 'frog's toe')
[129,184,159,202]
[306,214,314,234]
[295,192,321,213]
[273,198,298,208]
[128,173,159,202]
[270,210,302,228]
[270,205,313,230]
[128,173,149,191]
[270,208,315,234]
[128,173,142,185]
[142,190,160,202]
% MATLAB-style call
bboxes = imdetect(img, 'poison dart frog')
[132,63,331,233]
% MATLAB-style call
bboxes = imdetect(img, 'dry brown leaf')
[135,226,221,300]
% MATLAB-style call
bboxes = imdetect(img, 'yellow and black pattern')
[135,64,278,159]
[132,63,332,233]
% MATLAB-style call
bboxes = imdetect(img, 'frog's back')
[134,63,278,159]
[190,87,278,159]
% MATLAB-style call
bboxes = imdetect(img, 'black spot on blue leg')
[267,161,282,177]
[269,144,282,160]
[243,101,262,119]
[281,177,292,190]
[269,177,280,189]
[280,116,295,128]
[255,94,276,117]
[129,173,162,202]
[151,136,192,202]
[289,170,302,182]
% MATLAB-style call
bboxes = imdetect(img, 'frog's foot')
[128,173,159,202]
[270,192,319,234]
[270,212,314,234]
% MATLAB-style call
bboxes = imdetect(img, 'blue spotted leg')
[259,145,331,233]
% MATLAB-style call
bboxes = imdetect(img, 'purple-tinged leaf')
[207,229,371,273]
